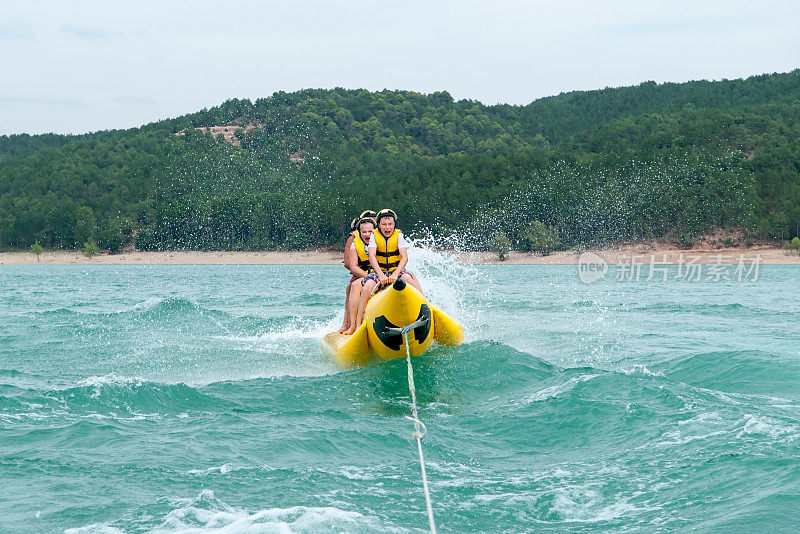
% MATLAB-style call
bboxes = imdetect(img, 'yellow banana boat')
[322,278,464,369]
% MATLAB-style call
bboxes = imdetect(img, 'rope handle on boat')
[369,281,386,298]
[369,275,395,298]
[383,317,429,336]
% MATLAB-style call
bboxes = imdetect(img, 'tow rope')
[396,323,437,534]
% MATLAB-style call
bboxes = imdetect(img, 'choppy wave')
[3,264,800,533]
[4,339,800,532]
[657,349,800,397]
[0,375,236,427]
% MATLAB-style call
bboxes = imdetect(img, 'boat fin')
[430,304,464,346]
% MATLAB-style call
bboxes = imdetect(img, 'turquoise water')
[1,262,799,533]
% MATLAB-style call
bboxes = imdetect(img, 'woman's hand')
[378,273,389,285]
[388,272,398,284]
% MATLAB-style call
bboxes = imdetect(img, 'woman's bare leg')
[338,283,352,333]
[356,280,376,329]
[343,280,363,335]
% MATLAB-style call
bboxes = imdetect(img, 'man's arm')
[368,246,387,282]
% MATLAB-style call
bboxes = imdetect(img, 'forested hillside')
[1,69,799,251]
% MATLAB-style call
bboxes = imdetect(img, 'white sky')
[1,0,798,135]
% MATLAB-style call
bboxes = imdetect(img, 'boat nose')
[392,278,407,291]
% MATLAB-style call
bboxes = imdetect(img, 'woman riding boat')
[338,210,376,333]
[343,217,375,335]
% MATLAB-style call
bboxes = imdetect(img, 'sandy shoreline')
[2,245,799,265]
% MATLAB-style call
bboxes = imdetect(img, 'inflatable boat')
[322,278,464,369]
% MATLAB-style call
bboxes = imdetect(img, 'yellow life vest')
[372,228,402,273]
[353,234,372,272]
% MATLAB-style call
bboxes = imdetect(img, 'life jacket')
[353,234,372,273]
[372,228,402,273]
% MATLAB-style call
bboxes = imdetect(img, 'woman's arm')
[347,248,371,278]
[343,235,355,274]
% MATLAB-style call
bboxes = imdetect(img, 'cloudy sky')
[1,0,798,135]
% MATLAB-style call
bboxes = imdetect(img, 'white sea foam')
[83,411,163,422]
[152,506,385,533]
[655,421,729,447]
[67,489,409,534]
[108,296,166,314]
[187,463,236,476]
[0,407,162,424]
[65,525,126,534]
[633,408,799,451]
[736,414,798,442]
[472,480,657,524]
[78,374,148,389]
[133,296,168,310]
[215,319,332,346]
[689,384,793,406]
[0,412,25,422]
[191,316,343,381]
[620,365,664,377]
[519,373,600,404]
[672,411,722,426]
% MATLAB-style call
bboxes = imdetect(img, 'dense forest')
[1,69,799,252]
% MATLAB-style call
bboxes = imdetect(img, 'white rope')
[401,328,437,534]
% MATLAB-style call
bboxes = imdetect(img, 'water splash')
[405,233,486,339]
